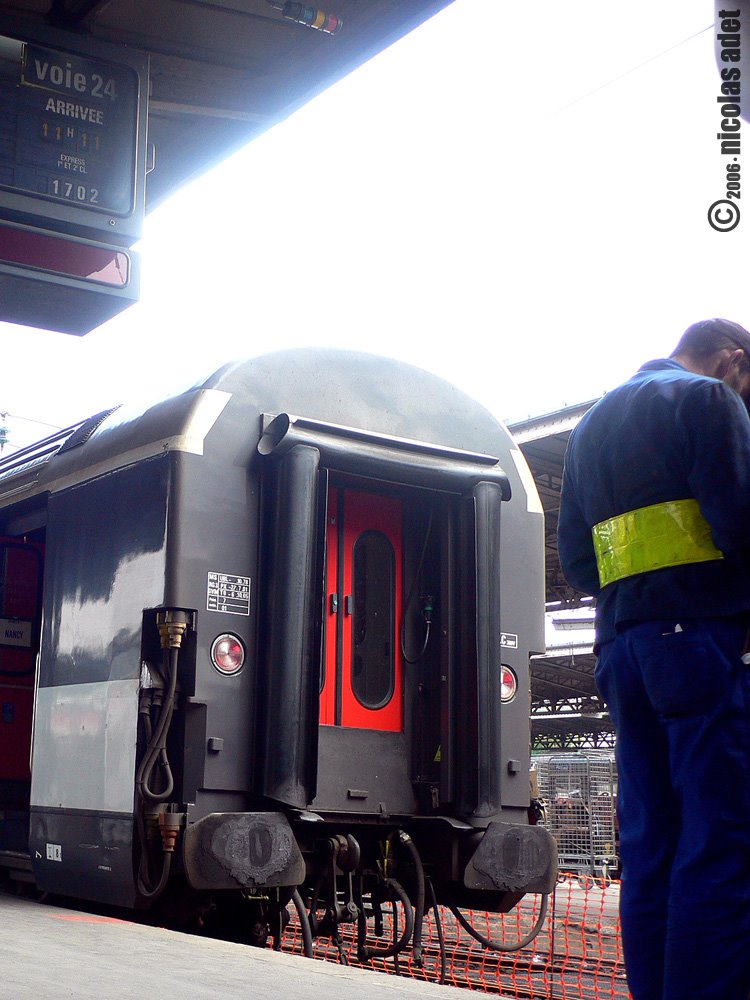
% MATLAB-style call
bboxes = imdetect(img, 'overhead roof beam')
[46,0,115,26]
[170,0,281,27]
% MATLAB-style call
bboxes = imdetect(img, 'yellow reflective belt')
[592,498,724,588]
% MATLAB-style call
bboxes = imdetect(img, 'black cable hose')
[292,889,314,958]
[306,873,326,936]
[449,893,549,952]
[426,877,447,985]
[359,878,414,962]
[134,646,180,898]
[135,808,151,893]
[142,648,178,799]
[355,880,373,964]
[136,648,178,802]
[400,510,433,664]
[391,899,400,976]
[137,847,173,899]
[271,907,283,952]
[135,804,173,899]
[139,713,167,895]
[397,831,425,967]
[404,621,431,664]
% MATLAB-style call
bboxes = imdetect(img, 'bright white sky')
[0,0,745,452]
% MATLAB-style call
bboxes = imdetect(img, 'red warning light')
[210,634,245,676]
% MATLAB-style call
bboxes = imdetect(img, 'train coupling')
[463,821,558,894]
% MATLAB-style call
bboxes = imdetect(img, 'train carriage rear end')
[0,348,556,952]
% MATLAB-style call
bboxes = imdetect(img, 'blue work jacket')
[558,358,750,645]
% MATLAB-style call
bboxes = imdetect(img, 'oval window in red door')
[351,530,395,710]
[341,491,403,732]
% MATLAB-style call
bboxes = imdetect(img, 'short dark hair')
[671,318,750,361]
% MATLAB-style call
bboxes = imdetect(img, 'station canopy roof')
[3,0,453,211]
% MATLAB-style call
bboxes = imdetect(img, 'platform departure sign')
[0,37,138,218]
[0,23,148,335]
[0,35,139,221]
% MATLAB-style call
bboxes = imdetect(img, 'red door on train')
[321,488,403,732]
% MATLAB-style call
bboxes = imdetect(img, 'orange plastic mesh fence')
[279,874,630,999]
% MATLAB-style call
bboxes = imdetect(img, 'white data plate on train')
[207,572,251,615]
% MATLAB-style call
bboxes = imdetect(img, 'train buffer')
[2,892,479,1000]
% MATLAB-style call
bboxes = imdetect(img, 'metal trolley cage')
[533,751,619,880]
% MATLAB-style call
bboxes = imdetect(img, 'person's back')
[559,354,750,645]
[557,319,750,1000]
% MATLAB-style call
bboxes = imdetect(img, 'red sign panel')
[0,221,129,285]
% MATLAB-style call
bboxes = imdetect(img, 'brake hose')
[359,878,414,961]
[397,831,425,966]
[292,889,314,958]
[391,900,401,976]
[306,872,327,936]
[426,877,447,984]
[449,893,549,951]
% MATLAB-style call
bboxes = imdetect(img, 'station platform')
[2,892,479,1000]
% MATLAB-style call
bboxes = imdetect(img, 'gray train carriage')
[0,349,556,949]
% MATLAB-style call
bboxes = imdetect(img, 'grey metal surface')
[0,387,231,505]
[30,680,138,813]
[1,892,478,1000]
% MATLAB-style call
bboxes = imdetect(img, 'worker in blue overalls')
[557,318,750,1000]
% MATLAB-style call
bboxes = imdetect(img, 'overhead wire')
[556,23,714,115]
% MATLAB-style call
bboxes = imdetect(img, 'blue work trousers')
[596,618,750,1000]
